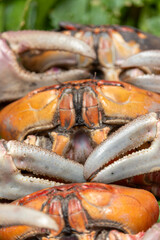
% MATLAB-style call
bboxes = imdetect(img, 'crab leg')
[0,31,95,101]
[84,112,160,183]
[121,50,160,93]
[142,223,160,240]
[0,140,85,199]
[122,75,160,93]
[0,204,58,230]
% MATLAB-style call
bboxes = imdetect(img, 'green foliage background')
[0,0,160,36]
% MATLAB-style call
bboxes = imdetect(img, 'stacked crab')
[0,23,160,239]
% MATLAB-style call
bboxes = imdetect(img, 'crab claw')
[0,31,95,102]
[142,223,160,240]
[1,31,95,58]
[122,75,160,94]
[121,50,160,69]
[84,112,160,183]
[121,50,160,93]
[0,140,85,200]
[0,204,58,231]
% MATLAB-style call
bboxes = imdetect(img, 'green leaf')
[88,1,109,25]
[34,0,57,29]
[20,0,37,29]
[101,0,126,10]
[141,16,160,36]
[4,0,27,31]
[138,2,160,36]
[1,0,160,36]
[50,0,90,28]
[0,2,4,31]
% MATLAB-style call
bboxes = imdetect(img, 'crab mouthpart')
[65,129,96,164]
[24,127,96,164]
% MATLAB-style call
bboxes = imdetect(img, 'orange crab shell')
[0,183,158,240]
[0,79,160,143]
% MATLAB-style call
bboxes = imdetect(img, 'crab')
[1,79,160,196]
[0,25,160,238]
[57,22,160,86]
[1,23,160,104]
[0,183,159,239]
